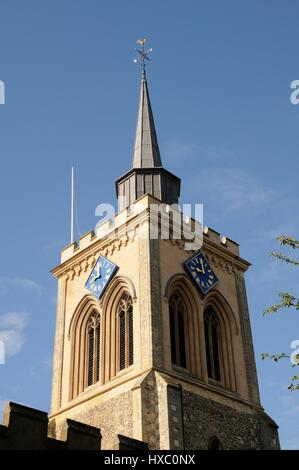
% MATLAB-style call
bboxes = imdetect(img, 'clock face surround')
[85,255,118,299]
[184,251,219,296]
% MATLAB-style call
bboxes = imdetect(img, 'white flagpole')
[71,165,74,244]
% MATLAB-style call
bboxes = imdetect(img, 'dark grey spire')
[115,40,180,212]
[132,69,162,168]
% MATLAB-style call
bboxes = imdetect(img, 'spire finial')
[134,38,153,77]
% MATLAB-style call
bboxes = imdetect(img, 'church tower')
[50,41,280,450]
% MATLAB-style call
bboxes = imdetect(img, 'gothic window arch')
[100,277,136,383]
[118,292,134,371]
[208,436,223,450]
[169,292,188,369]
[202,296,238,391]
[69,296,102,400]
[204,307,222,382]
[165,276,201,378]
[87,311,101,386]
[165,275,238,391]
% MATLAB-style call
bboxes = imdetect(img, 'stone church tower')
[49,47,280,450]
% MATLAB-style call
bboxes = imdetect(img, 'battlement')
[0,401,148,450]
[59,193,241,265]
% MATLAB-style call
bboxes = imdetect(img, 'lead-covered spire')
[132,67,162,168]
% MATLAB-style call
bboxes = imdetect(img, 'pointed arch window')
[169,292,187,369]
[208,436,223,450]
[87,311,101,386]
[204,307,222,382]
[118,293,134,371]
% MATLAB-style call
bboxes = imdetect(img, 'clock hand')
[93,267,102,282]
[196,259,205,275]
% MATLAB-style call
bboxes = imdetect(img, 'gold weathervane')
[133,38,153,71]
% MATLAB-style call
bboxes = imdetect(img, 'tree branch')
[271,252,299,266]
[263,292,299,315]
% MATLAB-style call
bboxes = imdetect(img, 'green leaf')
[277,235,299,250]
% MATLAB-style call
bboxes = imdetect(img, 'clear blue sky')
[0,0,298,449]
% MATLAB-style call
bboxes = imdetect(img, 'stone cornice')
[50,365,263,421]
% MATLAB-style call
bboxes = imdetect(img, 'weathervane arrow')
[133,38,153,72]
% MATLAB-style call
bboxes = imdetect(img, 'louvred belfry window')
[169,292,187,369]
[204,307,222,382]
[87,311,101,386]
[118,293,134,371]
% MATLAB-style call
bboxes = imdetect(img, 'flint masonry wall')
[52,390,134,450]
[181,390,280,450]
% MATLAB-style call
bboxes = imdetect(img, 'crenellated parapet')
[52,194,249,282]
[0,401,147,450]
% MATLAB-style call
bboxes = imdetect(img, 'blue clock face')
[184,251,219,296]
[85,255,118,299]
